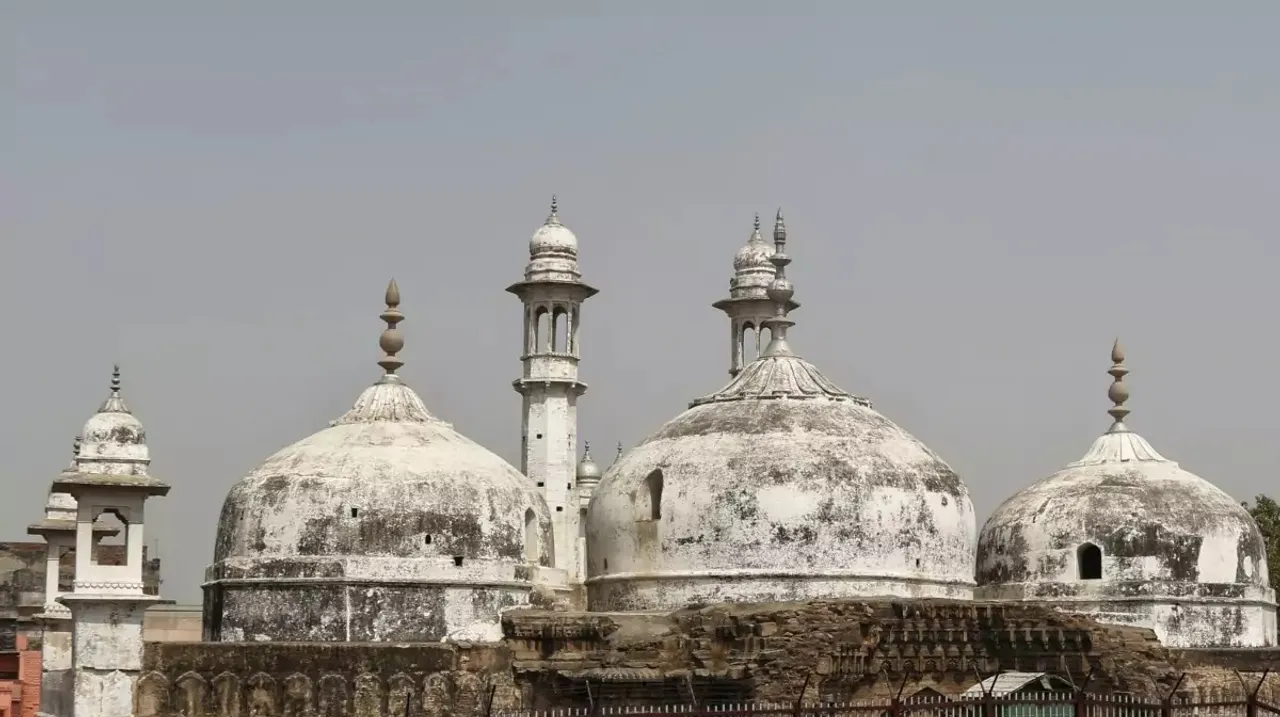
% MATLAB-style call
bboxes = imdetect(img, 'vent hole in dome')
[638,469,663,521]
[556,506,563,512]
[453,556,464,567]
[1078,543,1102,580]
[350,508,358,518]
[424,535,432,545]
[537,482,545,487]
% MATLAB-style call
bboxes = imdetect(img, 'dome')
[71,365,151,477]
[976,342,1276,648]
[585,213,977,612]
[576,443,602,482]
[206,281,557,643]
[529,196,578,256]
[729,215,776,297]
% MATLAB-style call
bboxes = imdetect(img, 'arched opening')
[760,326,773,349]
[552,307,569,352]
[523,509,538,563]
[1078,543,1102,580]
[91,508,128,566]
[645,470,663,521]
[741,323,757,363]
[534,308,551,353]
[579,509,587,540]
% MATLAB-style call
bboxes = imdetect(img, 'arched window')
[741,324,757,363]
[534,307,550,353]
[1078,543,1102,580]
[523,509,538,563]
[552,307,569,352]
[644,470,663,521]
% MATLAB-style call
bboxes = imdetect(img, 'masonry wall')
[0,635,42,717]
[136,641,518,717]
[131,599,1280,716]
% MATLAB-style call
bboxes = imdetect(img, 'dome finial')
[377,279,405,378]
[753,212,760,232]
[615,441,623,463]
[760,208,796,358]
[546,194,560,225]
[97,364,132,413]
[1106,338,1130,431]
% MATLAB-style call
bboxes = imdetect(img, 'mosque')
[27,200,1276,716]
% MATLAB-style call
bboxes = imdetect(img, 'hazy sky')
[5,3,1278,604]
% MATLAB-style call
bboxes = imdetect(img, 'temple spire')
[1106,338,1130,433]
[377,279,405,379]
[760,208,796,358]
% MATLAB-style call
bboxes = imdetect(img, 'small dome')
[576,444,602,482]
[976,342,1276,648]
[729,216,776,296]
[74,365,150,476]
[529,196,577,257]
[206,281,557,643]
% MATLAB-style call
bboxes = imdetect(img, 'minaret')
[712,212,799,375]
[27,436,114,717]
[507,197,598,591]
[54,366,169,717]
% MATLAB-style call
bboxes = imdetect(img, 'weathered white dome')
[587,216,976,612]
[976,343,1276,648]
[206,281,557,643]
[728,216,776,298]
[519,197,584,285]
[530,217,578,256]
[576,444,602,482]
[586,354,977,611]
[73,366,151,476]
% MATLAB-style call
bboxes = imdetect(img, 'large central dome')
[585,212,976,612]
[206,281,556,643]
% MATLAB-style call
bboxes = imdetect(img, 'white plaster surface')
[587,353,977,612]
[209,375,556,640]
[61,598,155,717]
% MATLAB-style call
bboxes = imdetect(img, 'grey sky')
[5,3,1278,604]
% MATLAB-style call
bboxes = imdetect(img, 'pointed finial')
[546,194,560,225]
[377,279,405,377]
[615,441,623,462]
[760,208,796,358]
[97,364,132,413]
[753,212,761,232]
[1106,338,1130,431]
[583,441,592,458]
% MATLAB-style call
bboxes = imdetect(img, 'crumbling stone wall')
[135,641,519,717]
[502,599,1280,707]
